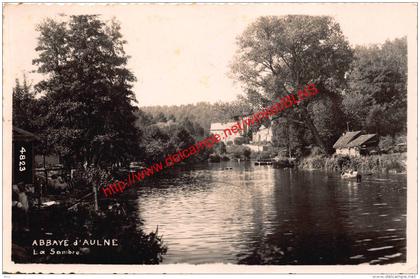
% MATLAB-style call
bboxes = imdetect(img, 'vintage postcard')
[2,2,417,274]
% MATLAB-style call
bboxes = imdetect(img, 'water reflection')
[135,162,406,264]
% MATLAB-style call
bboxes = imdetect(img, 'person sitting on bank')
[12,182,30,232]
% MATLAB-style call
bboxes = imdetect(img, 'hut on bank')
[333,131,379,157]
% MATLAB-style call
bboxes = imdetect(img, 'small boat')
[341,170,358,179]
[255,159,275,166]
[273,157,295,168]
[220,167,233,170]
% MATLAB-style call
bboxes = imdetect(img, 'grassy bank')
[299,153,406,174]
[12,167,167,264]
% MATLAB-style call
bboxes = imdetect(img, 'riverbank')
[299,153,406,174]
[12,167,167,264]
[13,197,167,264]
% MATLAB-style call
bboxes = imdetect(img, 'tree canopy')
[32,15,140,167]
[230,15,354,153]
[344,38,407,136]
[13,14,407,165]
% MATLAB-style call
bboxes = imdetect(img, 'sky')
[4,3,416,107]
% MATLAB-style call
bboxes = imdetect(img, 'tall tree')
[33,15,140,167]
[231,16,353,153]
[344,37,407,136]
[12,77,38,131]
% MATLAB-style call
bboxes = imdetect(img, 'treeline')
[141,35,407,157]
[13,15,407,170]
[141,101,253,131]
[272,38,407,156]
[12,15,170,264]
[134,101,258,163]
[13,77,215,167]
[229,16,407,156]
[13,15,142,169]
[344,38,407,137]
[12,15,222,169]
[134,109,212,164]
[141,35,407,159]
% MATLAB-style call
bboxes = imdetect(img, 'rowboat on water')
[341,170,358,178]
[254,159,275,166]
[341,170,362,182]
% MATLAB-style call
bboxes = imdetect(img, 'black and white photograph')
[2,2,417,274]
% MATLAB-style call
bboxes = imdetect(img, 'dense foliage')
[230,15,354,153]
[13,15,407,163]
[140,18,407,157]
[141,101,253,131]
[344,38,407,136]
[26,15,140,168]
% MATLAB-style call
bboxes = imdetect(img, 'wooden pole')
[92,183,99,211]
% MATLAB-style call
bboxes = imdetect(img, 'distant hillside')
[141,101,252,131]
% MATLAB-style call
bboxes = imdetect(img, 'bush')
[221,155,230,161]
[325,155,351,171]
[13,184,167,264]
[261,151,272,159]
[250,150,278,160]
[208,153,221,163]
[227,145,251,160]
[234,136,246,145]
[300,153,406,173]
[379,136,394,153]
[300,155,326,170]
[243,148,251,159]
[216,142,227,154]
[310,146,324,156]
[68,167,112,193]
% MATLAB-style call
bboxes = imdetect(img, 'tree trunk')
[285,121,291,158]
[92,183,99,212]
[300,107,327,154]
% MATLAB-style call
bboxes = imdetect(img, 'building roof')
[13,127,41,141]
[333,131,361,149]
[346,134,377,148]
[154,120,176,128]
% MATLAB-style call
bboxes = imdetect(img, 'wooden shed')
[333,131,379,157]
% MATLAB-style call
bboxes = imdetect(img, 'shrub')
[300,153,406,174]
[243,148,251,159]
[234,136,246,145]
[218,142,227,154]
[69,167,112,193]
[379,136,394,153]
[259,151,271,159]
[227,145,251,160]
[300,155,326,170]
[221,155,230,161]
[310,146,324,156]
[325,155,352,171]
[13,176,167,264]
[208,153,221,163]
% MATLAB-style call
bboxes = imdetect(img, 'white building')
[252,125,273,144]
[209,122,245,143]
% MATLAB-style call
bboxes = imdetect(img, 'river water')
[133,161,406,265]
